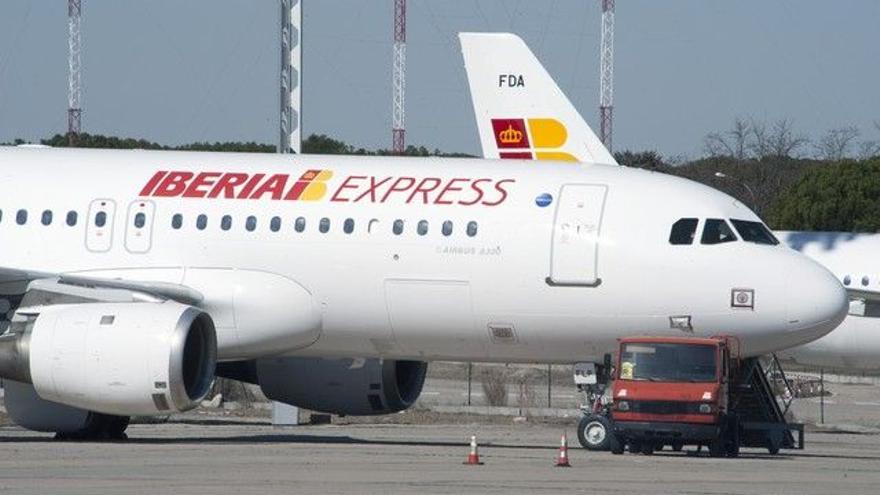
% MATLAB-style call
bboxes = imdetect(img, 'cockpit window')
[701,219,737,245]
[669,218,698,245]
[730,219,779,245]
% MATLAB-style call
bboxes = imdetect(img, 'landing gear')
[574,358,614,451]
[55,413,130,441]
[577,414,612,451]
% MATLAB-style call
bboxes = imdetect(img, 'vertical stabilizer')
[460,33,617,166]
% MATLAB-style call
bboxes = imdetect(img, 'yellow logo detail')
[498,124,524,144]
[301,170,333,201]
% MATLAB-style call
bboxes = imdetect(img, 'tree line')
[3,120,878,233]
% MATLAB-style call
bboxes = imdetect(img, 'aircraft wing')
[847,288,880,303]
[0,266,203,306]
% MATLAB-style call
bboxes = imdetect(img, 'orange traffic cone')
[464,435,484,465]
[555,433,572,467]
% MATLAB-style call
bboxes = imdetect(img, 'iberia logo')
[491,118,577,162]
[286,169,333,201]
[141,169,333,201]
[139,169,515,206]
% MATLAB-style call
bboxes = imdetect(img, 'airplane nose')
[785,256,848,345]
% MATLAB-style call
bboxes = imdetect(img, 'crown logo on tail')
[498,124,524,144]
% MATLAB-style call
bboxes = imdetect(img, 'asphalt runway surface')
[1,422,880,495]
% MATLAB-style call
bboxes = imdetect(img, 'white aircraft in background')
[460,32,876,371]
[774,232,880,371]
[0,142,845,439]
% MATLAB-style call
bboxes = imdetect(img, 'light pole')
[714,172,758,212]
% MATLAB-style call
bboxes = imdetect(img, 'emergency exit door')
[548,184,608,286]
[85,199,116,253]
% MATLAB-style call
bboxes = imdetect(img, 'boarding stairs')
[729,355,804,451]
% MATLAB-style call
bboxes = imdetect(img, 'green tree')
[768,159,880,231]
[614,150,667,170]
[302,134,355,154]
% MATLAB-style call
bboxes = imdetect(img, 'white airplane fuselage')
[0,148,846,364]
[777,232,880,371]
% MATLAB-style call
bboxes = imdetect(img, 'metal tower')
[599,0,614,152]
[392,0,406,154]
[68,0,82,145]
[280,0,302,154]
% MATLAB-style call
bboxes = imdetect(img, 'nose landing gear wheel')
[577,415,612,451]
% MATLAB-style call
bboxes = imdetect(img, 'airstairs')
[730,356,804,452]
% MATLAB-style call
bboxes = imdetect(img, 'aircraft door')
[549,184,608,286]
[125,200,156,253]
[85,199,116,253]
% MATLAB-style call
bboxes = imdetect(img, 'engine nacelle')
[0,301,217,416]
[254,357,427,415]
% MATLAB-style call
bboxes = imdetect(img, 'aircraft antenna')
[68,0,82,145]
[280,0,302,154]
[392,0,406,154]
[599,0,614,152]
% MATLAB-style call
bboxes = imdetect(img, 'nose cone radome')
[785,257,848,346]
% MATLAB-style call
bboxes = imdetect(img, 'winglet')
[459,32,617,166]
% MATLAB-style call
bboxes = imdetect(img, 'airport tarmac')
[1,422,879,495]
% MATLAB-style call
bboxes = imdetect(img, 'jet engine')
[220,357,427,416]
[0,301,217,417]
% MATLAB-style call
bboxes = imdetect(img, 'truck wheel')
[641,442,655,455]
[708,439,725,458]
[609,434,625,455]
[767,431,782,455]
[577,415,611,451]
[726,440,740,458]
[628,440,643,454]
[671,441,684,452]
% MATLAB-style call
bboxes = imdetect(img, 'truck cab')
[610,336,737,455]
[598,334,804,457]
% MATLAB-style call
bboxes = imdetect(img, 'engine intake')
[0,301,217,416]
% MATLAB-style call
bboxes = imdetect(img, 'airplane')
[459,32,878,372]
[0,58,846,445]
[774,232,880,371]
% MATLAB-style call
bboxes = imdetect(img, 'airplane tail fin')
[459,33,617,166]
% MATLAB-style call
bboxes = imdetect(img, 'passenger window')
[344,218,355,234]
[270,216,282,232]
[701,219,737,245]
[729,219,779,245]
[467,221,478,237]
[41,210,53,226]
[416,220,428,236]
[172,214,183,230]
[862,276,870,287]
[442,221,453,236]
[0,209,3,223]
[197,214,208,230]
[66,211,77,227]
[295,217,306,233]
[393,219,404,235]
[221,215,232,231]
[16,209,27,225]
[669,218,698,245]
[95,211,106,228]
[319,217,330,233]
[246,216,257,232]
[134,212,146,229]
[843,275,851,286]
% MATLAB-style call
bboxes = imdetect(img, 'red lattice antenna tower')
[599,0,614,152]
[68,0,83,146]
[392,0,406,154]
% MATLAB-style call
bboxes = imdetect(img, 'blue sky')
[1,0,878,158]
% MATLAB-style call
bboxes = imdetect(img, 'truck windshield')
[619,343,717,382]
